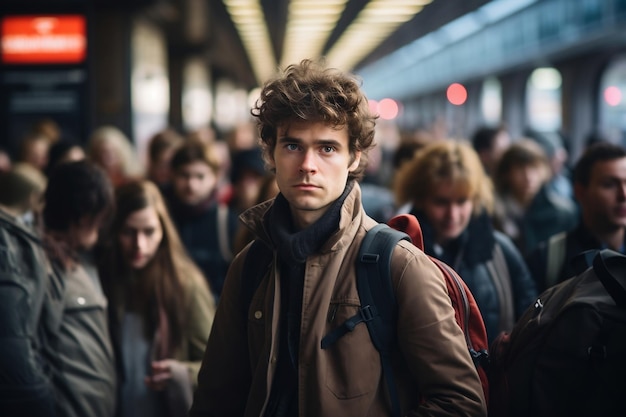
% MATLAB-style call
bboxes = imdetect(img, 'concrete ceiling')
[204,0,493,89]
[2,0,492,89]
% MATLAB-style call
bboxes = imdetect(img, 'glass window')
[526,67,562,132]
[481,76,502,125]
[131,19,169,169]
[182,57,213,132]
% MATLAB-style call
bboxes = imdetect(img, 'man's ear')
[349,151,362,172]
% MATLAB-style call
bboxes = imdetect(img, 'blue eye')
[286,144,299,151]
[322,146,335,153]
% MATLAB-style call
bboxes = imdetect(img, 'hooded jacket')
[190,183,486,417]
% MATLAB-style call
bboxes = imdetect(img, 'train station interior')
[2,0,626,166]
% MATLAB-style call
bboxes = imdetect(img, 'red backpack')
[387,214,490,402]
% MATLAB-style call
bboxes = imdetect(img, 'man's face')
[270,121,360,229]
[576,157,626,232]
[172,161,217,206]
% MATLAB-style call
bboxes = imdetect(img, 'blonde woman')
[394,139,537,342]
[98,180,215,417]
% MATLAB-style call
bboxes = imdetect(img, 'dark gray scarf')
[263,180,354,417]
[266,180,354,263]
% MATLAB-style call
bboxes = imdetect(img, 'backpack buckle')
[361,253,379,263]
[345,305,375,331]
[360,305,375,322]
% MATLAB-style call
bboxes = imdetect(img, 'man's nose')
[299,149,317,173]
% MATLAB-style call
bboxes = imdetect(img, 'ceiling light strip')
[325,0,433,71]
[223,0,277,85]
[280,0,348,69]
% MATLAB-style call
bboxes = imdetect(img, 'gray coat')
[0,210,56,416]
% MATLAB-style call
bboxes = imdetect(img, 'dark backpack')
[488,249,626,417]
[242,214,490,416]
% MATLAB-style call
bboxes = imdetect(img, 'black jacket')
[164,188,239,300]
[525,221,626,292]
[413,210,537,343]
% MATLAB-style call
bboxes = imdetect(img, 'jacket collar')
[572,221,626,253]
[239,180,365,254]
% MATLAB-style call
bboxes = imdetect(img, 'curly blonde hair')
[394,139,495,215]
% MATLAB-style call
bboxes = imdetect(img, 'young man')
[42,160,117,417]
[163,139,239,300]
[526,141,626,291]
[189,60,486,416]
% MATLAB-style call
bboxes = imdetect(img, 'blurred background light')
[604,86,622,106]
[447,83,467,105]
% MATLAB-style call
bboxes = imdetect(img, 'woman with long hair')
[99,180,215,417]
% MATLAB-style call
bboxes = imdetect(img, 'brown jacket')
[190,184,486,416]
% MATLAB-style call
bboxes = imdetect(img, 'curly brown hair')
[251,59,377,181]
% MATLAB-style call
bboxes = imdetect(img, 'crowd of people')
[1,58,625,416]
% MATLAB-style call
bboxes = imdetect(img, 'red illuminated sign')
[1,15,86,64]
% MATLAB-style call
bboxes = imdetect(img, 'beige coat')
[190,183,486,416]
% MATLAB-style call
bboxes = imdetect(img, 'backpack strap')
[486,243,515,332]
[321,224,410,417]
[593,249,626,308]
[241,239,273,322]
[546,231,567,289]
